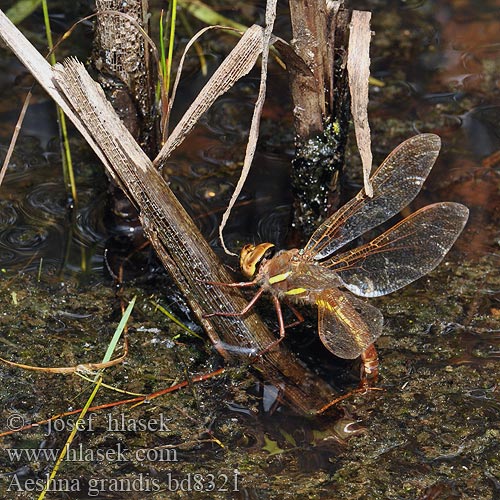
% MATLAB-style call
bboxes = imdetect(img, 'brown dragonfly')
[205,134,469,383]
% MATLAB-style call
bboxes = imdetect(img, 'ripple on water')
[0,146,31,183]
[74,192,108,247]
[199,145,244,172]
[168,175,221,240]
[0,248,17,266]
[203,97,255,138]
[22,182,68,222]
[0,200,18,227]
[0,225,49,251]
[256,205,293,245]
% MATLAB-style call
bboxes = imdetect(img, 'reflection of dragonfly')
[205,134,469,383]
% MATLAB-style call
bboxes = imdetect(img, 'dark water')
[0,1,499,499]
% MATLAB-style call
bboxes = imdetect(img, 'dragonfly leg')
[203,288,265,319]
[196,277,257,288]
[317,386,384,414]
[255,296,287,357]
[282,300,304,330]
[360,344,379,387]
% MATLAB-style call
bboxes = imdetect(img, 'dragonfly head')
[240,243,275,279]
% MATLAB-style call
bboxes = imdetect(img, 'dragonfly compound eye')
[240,242,275,279]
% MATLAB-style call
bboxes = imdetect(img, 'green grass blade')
[102,296,136,363]
[178,0,246,32]
[166,0,178,95]
[152,300,203,340]
[41,0,78,206]
[159,9,168,83]
[37,297,136,500]
[6,0,42,25]
[37,377,103,500]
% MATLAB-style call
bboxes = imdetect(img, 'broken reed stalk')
[92,1,155,263]
[286,0,351,238]
[0,11,336,414]
[286,0,373,237]
[288,0,330,139]
[94,0,156,153]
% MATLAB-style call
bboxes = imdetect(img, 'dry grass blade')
[0,354,127,374]
[348,10,373,196]
[0,89,32,187]
[218,0,277,255]
[166,24,238,138]
[154,24,266,166]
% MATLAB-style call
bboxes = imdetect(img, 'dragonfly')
[204,134,469,384]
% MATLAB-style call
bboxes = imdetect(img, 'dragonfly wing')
[317,289,383,359]
[305,134,441,260]
[326,202,469,297]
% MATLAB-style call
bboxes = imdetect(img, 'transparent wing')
[316,289,383,359]
[325,202,469,297]
[304,134,441,260]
